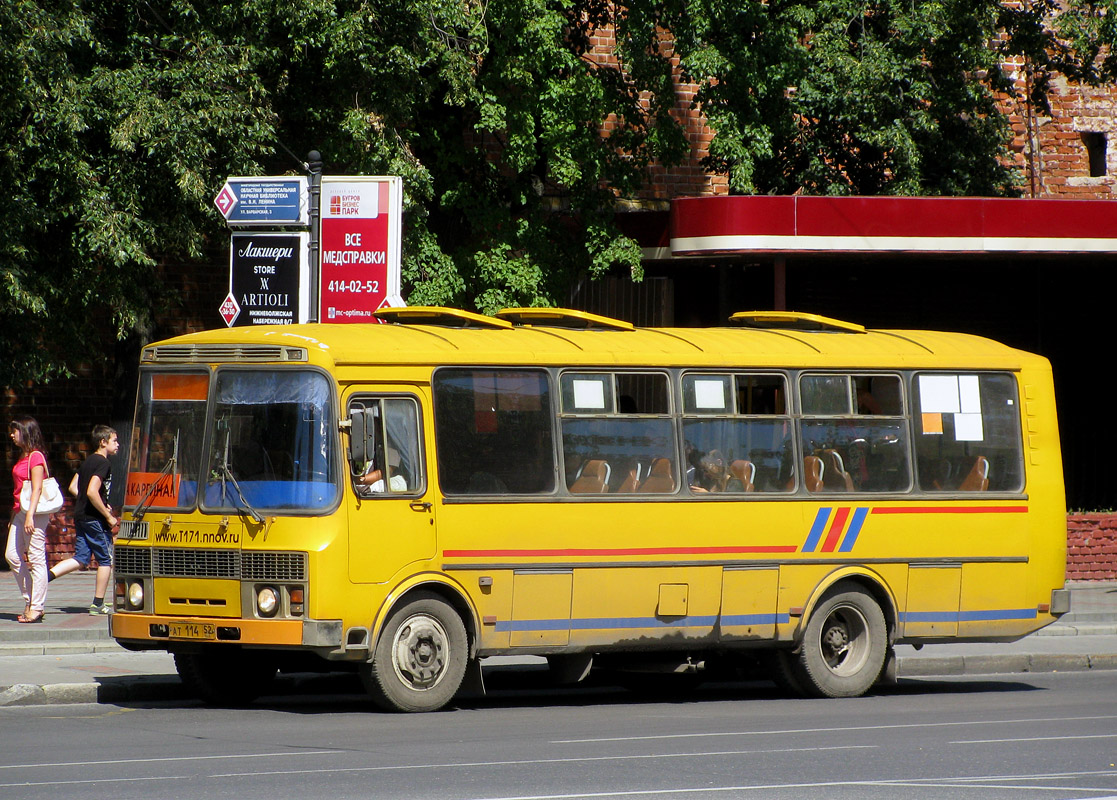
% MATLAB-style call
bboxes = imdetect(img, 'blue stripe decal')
[496,615,720,633]
[900,608,1038,623]
[838,507,869,552]
[801,507,831,553]
[959,608,1038,622]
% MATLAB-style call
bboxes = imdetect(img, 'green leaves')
[3,0,1113,386]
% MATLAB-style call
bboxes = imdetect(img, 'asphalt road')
[1,669,1115,800]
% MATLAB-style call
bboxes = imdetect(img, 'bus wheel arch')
[362,585,474,712]
[792,575,894,698]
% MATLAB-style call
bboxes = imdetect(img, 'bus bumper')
[1050,588,1071,616]
[111,613,343,649]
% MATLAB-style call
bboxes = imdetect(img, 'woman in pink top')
[7,416,50,623]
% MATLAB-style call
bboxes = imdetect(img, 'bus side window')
[799,373,911,493]
[681,373,793,494]
[913,373,1024,492]
[433,369,555,496]
[349,397,424,497]
[561,372,677,494]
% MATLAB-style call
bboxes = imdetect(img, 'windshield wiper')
[134,432,178,522]
[214,430,265,524]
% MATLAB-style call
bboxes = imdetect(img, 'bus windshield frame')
[125,366,340,515]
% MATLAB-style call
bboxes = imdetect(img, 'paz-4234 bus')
[111,308,1069,711]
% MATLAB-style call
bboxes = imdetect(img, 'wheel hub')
[392,615,447,690]
[822,624,850,664]
[818,605,868,676]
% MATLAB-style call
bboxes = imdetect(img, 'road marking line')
[205,745,879,779]
[953,733,1117,744]
[551,714,1117,743]
[0,750,342,771]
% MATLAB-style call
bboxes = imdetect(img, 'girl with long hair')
[7,415,50,623]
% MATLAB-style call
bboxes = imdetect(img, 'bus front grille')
[154,548,240,578]
[115,547,307,581]
[114,545,152,575]
[242,551,307,581]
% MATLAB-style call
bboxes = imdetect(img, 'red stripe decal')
[871,506,1028,514]
[820,506,850,552]
[443,545,798,558]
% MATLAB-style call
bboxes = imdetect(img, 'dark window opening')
[1082,131,1107,178]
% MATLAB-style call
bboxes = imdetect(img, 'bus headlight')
[257,586,280,617]
[127,581,144,610]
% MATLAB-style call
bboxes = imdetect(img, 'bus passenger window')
[798,373,911,493]
[434,369,555,496]
[682,373,793,494]
[561,372,677,494]
[913,373,1023,493]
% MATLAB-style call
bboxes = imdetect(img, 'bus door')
[346,393,435,584]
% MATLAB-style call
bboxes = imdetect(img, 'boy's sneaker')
[89,602,111,616]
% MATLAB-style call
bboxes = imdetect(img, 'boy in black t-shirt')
[48,425,120,614]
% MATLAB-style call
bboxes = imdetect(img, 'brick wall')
[1067,513,1117,581]
[1000,58,1117,198]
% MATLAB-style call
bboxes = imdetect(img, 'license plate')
[168,622,216,640]
[118,520,149,541]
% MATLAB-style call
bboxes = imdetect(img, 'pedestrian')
[48,425,119,614]
[6,415,50,623]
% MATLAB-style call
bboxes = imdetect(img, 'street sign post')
[214,177,309,226]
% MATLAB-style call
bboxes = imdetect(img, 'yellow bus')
[111,308,1069,711]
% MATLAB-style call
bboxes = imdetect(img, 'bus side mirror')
[348,408,370,464]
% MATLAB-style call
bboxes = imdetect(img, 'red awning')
[668,196,1117,255]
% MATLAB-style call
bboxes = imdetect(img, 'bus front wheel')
[363,592,468,712]
[793,582,887,698]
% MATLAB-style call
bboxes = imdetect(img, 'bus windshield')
[202,370,338,513]
[127,368,338,513]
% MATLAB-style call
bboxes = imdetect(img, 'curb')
[0,678,187,707]
[896,652,1117,677]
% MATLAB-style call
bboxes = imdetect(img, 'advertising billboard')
[319,176,404,323]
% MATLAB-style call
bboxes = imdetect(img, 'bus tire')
[363,592,468,712]
[174,650,277,706]
[794,582,887,698]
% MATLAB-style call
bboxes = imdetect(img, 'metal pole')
[307,150,323,322]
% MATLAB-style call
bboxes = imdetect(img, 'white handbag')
[19,456,64,515]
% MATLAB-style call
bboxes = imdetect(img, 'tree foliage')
[663,0,1117,196]
[2,1,1114,386]
[1,0,684,387]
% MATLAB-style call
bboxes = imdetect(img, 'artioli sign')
[228,233,309,325]
[319,176,404,322]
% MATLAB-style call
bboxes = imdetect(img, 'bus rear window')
[913,373,1024,492]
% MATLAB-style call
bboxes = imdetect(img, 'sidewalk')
[1,573,1115,706]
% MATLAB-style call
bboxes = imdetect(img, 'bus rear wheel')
[175,649,277,706]
[362,593,468,712]
[793,582,887,698]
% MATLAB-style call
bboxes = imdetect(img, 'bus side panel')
[720,567,781,640]
[510,571,573,647]
[904,565,961,637]
[959,561,1034,638]
[569,566,722,649]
